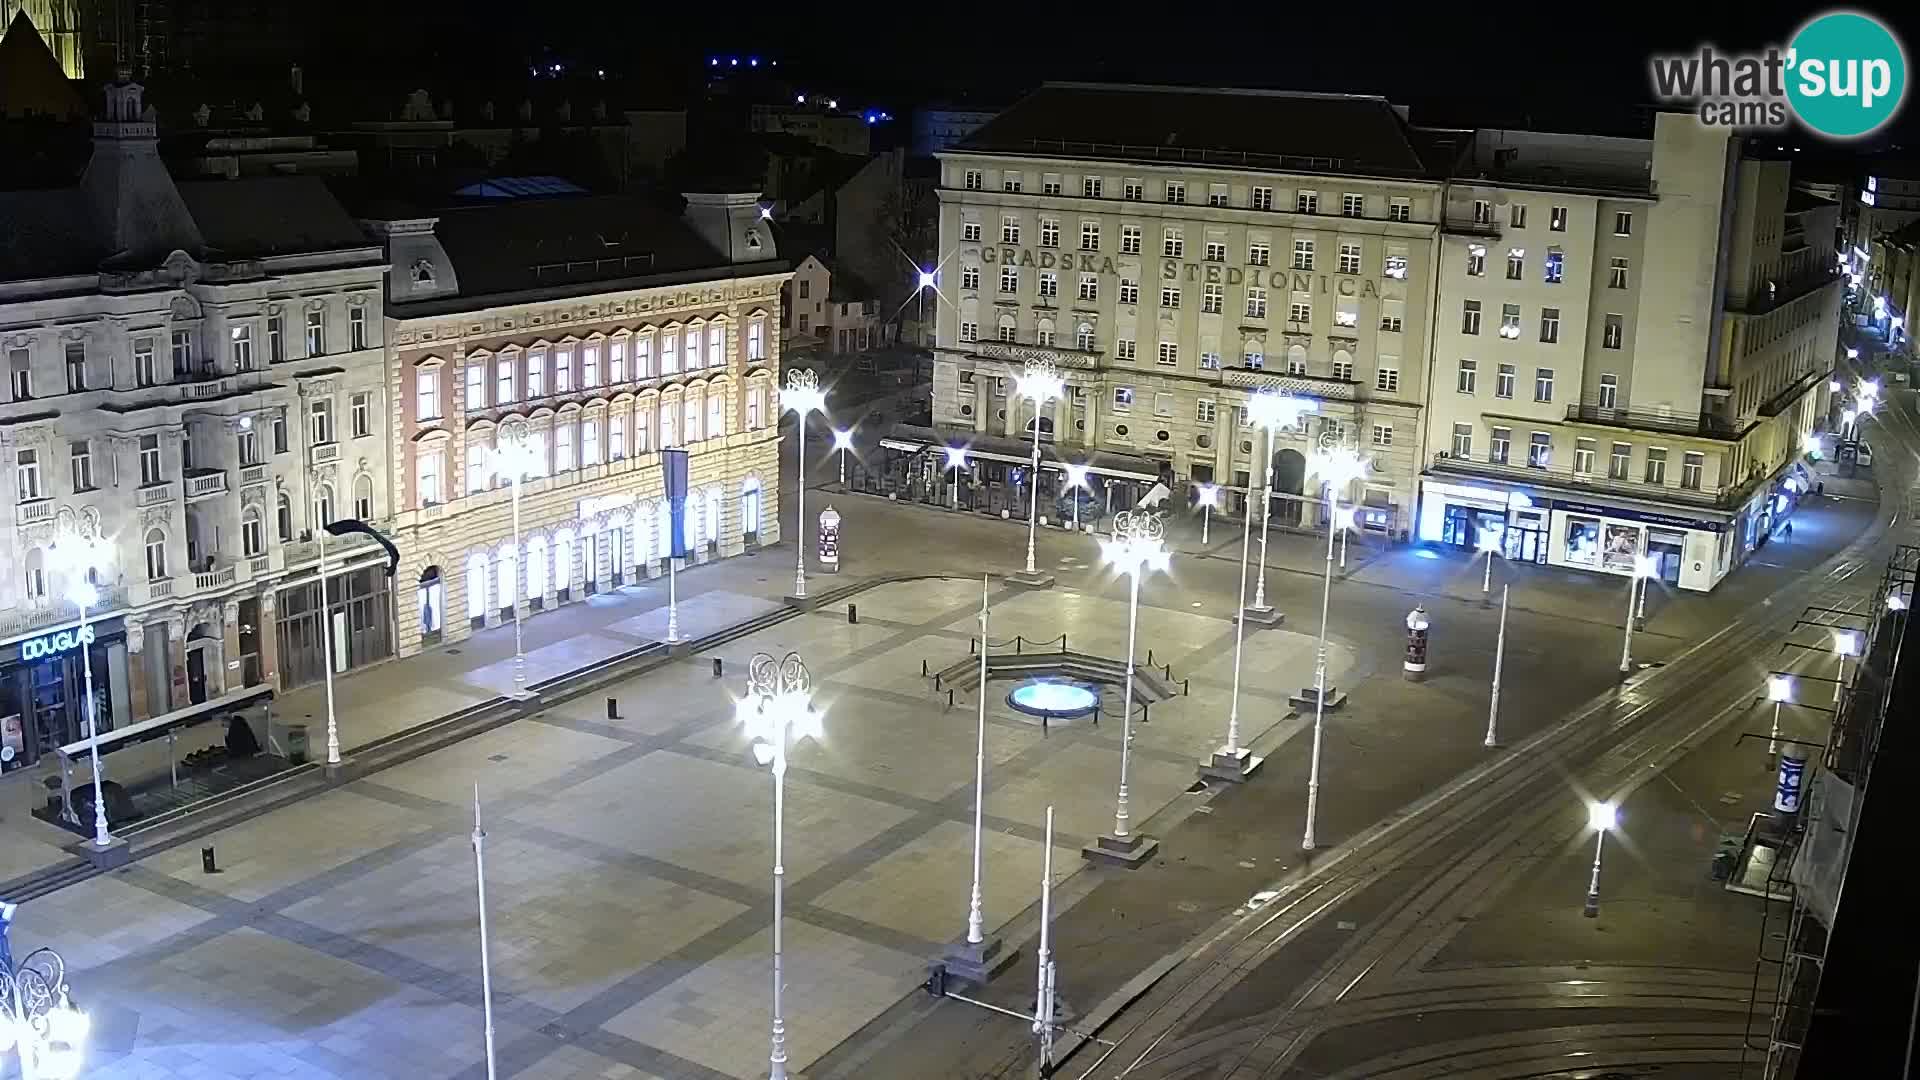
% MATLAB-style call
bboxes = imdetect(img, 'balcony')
[141,577,176,602]
[966,340,1101,370]
[193,564,236,591]
[1444,214,1502,238]
[240,464,270,487]
[136,483,176,508]
[0,584,128,639]
[1221,366,1358,401]
[1428,451,1758,510]
[183,468,229,500]
[1564,402,1749,441]
[182,376,233,401]
[309,442,340,466]
[16,498,54,526]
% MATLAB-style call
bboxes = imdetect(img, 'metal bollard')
[849,604,859,624]
[712,657,724,678]
[201,845,218,874]
[921,658,929,676]
[1147,649,1156,667]
[946,689,955,709]
[607,697,619,719]
[1183,678,1190,695]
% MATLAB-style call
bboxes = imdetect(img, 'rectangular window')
[634,407,653,452]
[1609,441,1631,480]
[960,321,979,342]
[1289,300,1311,323]
[1286,353,1307,376]
[1380,312,1403,333]
[610,411,627,459]
[1292,239,1314,270]
[69,439,92,491]
[304,310,325,356]
[1681,451,1704,490]
[1574,438,1596,474]
[139,434,163,485]
[1490,427,1511,464]
[350,307,368,350]
[1500,303,1521,338]
[707,394,725,439]
[1540,308,1561,344]
[1081,221,1100,250]
[309,398,333,444]
[1040,219,1060,248]
[1083,176,1103,198]
[609,339,626,383]
[416,369,440,420]
[1036,326,1055,347]
[554,421,575,471]
[352,391,371,437]
[224,325,253,372]
[1376,366,1399,393]
[1462,300,1482,335]
[1124,179,1143,201]
[962,222,982,242]
[1241,349,1261,369]
[1121,225,1142,254]
[1200,351,1221,370]
[962,265,980,290]
[1039,272,1058,298]
[1042,176,1061,196]
[1207,184,1228,207]
[1156,341,1178,366]
[1603,314,1623,350]
[237,426,258,467]
[1609,257,1629,289]
[1544,249,1565,284]
[1077,324,1096,351]
[1296,191,1318,214]
[964,169,983,191]
[272,410,288,454]
[1644,447,1667,484]
[1614,211,1633,236]
[1246,288,1267,318]
[1161,286,1181,309]
[1334,300,1358,328]
[529,347,549,393]
[635,336,654,377]
[1119,279,1139,305]
[748,318,767,362]
[1205,241,1226,262]
[1332,358,1354,381]
[585,342,602,386]
[498,356,517,403]
[133,338,157,387]
[1202,283,1223,313]
[1196,399,1216,423]
[1338,243,1361,274]
[998,322,1017,343]
[1466,244,1486,276]
[417,449,443,507]
[1002,173,1022,193]
[267,316,285,363]
[171,330,192,376]
[1534,367,1555,402]
[1457,357,1478,393]
[15,449,40,501]
[1113,386,1133,410]
[1078,274,1098,301]
[1371,423,1393,447]
[1451,423,1473,458]
[1598,373,1619,409]
[1506,248,1524,279]
[1342,193,1364,217]
[465,362,487,410]
[1496,363,1515,398]
[555,346,575,391]
[1115,339,1136,361]
[1510,203,1528,228]
[1528,432,1551,468]
[1248,242,1270,266]
[1550,206,1568,231]
[1389,198,1411,222]
[1252,186,1274,211]
[1000,266,1020,293]
[1002,216,1021,244]
[1473,199,1493,224]
[1153,392,1174,417]
[63,342,85,392]
[1163,229,1184,258]
[1164,180,1185,204]
[664,331,685,375]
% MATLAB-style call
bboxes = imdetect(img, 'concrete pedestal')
[1082,832,1159,868]
[1006,570,1056,589]
[1287,686,1348,711]
[667,640,696,657]
[1200,747,1264,783]
[938,934,1018,986]
[76,835,132,869]
[1237,605,1285,627]
[784,594,819,611]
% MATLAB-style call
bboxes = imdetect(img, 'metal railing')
[1427,451,1749,508]
[1564,401,1746,439]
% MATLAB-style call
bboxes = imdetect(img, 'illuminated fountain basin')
[1006,679,1100,722]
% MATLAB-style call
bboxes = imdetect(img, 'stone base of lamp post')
[937,935,1017,987]
[324,757,355,777]
[667,640,697,658]
[1082,832,1160,868]
[1200,747,1264,783]
[506,688,538,704]
[1237,605,1285,627]
[1005,570,1056,589]
[76,834,132,868]
[1287,686,1348,711]
[783,594,820,611]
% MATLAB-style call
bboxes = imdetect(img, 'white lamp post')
[1485,584,1510,748]
[1204,481,1270,783]
[966,576,990,943]
[832,428,854,487]
[471,785,498,1080]
[1583,800,1617,918]
[1477,526,1501,606]
[944,445,968,511]
[1833,629,1861,704]
[1015,359,1065,582]
[490,422,542,697]
[1245,392,1316,618]
[1842,407,1858,440]
[1617,554,1660,674]
[1089,511,1169,865]
[0,943,90,1080]
[1063,463,1090,533]
[1766,674,1794,762]
[739,651,823,1080]
[1301,441,1370,852]
[1195,484,1219,546]
[783,370,827,600]
[47,528,113,849]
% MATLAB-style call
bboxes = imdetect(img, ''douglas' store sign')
[21,625,94,662]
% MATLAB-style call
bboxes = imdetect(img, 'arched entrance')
[1273,448,1307,527]
[417,566,443,647]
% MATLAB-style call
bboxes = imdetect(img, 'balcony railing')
[15,498,54,526]
[1564,402,1748,440]
[240,464,270,486]
[1444,215,1502,237]
[1429,451,1755,509]
[0,584,127,640]
[1221,366,1358,401]
[146,577,175,600]
[183,377,232,400]
[194,565,236,591]
[309,442,340,465]
[183,469,229,499]
[136,483,175,508]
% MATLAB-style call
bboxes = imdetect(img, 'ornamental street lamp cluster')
[1014,358,1065,584]
[1301,439,1369,851]
[1617,554,1661,674]
[1087,510,1169,866]
[1583,800,1618,918]
[783,370,828,600]
[0,936,89,1080]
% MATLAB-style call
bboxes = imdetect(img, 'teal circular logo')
[1787,11,1907,138]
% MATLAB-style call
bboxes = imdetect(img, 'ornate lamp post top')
[1247,389,1316,432]
[739,652,822,771]
[0,943,89,1079]
[1015,357,1064,403]
[783,368,825,415]
[1102,511,1170,574]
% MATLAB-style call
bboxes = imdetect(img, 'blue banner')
[663,449,690,559]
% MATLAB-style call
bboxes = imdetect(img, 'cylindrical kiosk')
[817,506,842,574]
[1775,747,1808,814]
[1403,604,1430,681]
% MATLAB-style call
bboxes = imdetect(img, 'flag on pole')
[663,448,691,559]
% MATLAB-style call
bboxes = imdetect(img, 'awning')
[57,684,274,760]
[879,437,928,454]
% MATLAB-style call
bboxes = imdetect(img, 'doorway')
[1272,449,1307,527]
[417,565,444,647]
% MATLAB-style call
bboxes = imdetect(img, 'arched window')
[353,473,374,520]
[704,487,722,545]
[526,534,548,598]
[145,528,168,580]
[276,492,293,542]
[741,477,763,536]
[312,483,334,531]
[466,551,489,621]
[553,530,573,592]
[242,506,264,556]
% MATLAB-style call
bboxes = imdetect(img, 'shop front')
[1547,498,1731,592]
[1418,480,1550,563]
[0,617,132,775]
[855,424,1163,525]
[275,564,395,690]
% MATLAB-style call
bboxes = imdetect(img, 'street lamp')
[1582,800,1618,918]
[944,445,968,511]
[1890,593,1909,612]
[1063,463,1090,533]
[1301,441,1370,852]
[1766,675,1794,762]
[1617,554,1660,674]
[490,422,542,697]
[46,527,113,849]
[1245,392,1317,617]
[1093,511,1169,863]
[1195,483,1219,546]
[1829,379,1844,393]
[0,940,89,1080]
[783,370,828,600]
[1015,359,1065,580]
[832,428,855,487]
[738,651,823,1080]
[1833,629,1861,704]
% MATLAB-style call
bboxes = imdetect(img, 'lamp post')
[471,786,497,1080]
[944,446,968,511]
[1301,440,1370,852]
[1064,463,1090,533]
[47,527,113,849]
[1015,359,1065,582]
[1245,392,1316,618]
[1089,511,1169,865]
[1204,478,1267,783]
[1766,674,1793,764]
[739,652,823,1080]
[1195,484,1219,546]
[0,942,89,1080]
[1833,630,1861,704]
[783,370,827,600]
[1032,805,1057,1077]
[942,576,1007,982]
[1617,554,1660,675]
[1477,527,1500,607]
[1842,407,1857,441]
[1485,584,1510,748]
[832,428,854,487]
[491,421,541,698]
[1583,800,1618,917]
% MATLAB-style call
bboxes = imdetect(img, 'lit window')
[1293,239,1314,270]
[1457,358,1477,394]
[1341,193,1364,217]
[416,368,440,420]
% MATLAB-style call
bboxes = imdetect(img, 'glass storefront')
[276,566,394,690]
[0,621,127,774]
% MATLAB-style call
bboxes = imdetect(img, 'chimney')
[682,192,777,265]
